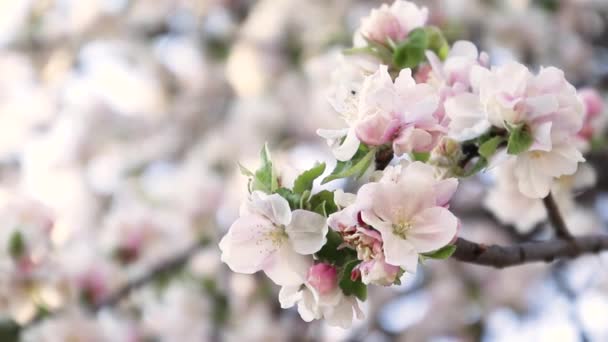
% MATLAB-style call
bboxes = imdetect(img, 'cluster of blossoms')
[220,0,602,328]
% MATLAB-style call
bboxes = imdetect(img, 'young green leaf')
[251,144,279,193]
[393,28,428,69]
[478,136,505,159]
[422,244,457,259]
[507,125,533,155]
[338,260,367,301]
[411,151,430,162]
[322,146,376,184]
[425,26,450,60]
[293,163,326,194]
[275,188,301,211]
[8,231,25,259]
[308,190,338,216]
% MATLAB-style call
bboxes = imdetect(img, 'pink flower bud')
[307,263,338,295]
[580,88,604,119]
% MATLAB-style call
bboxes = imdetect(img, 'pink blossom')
[307,263,338,295]
[578,88,604,141]
[359,1,428,45]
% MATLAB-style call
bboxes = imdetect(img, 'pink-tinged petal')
[425,50,445,81]
[248,192,292,226]
[533,67,565,93]
[360,209,392,234]
[286,210,328,255]
[409,207,458,253]
[369,182,434,224]
[355,113,401,146]
[579,88,604,118]
[470,65,491,94]
[219,214,278,274]
[445,93,490,141]
[530,121,552,152]
[382,234,418,272]
[333,128,361,162]
[525,94,558,119]
[448,40,478,59]
[536,144,584,178]
[393,127,433,155]
[263,244,312,286]
[514,155,554,198]
[434,178,459,207]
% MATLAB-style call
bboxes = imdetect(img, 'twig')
[542,192,574,240]
[451,235,608,268]
[95,238,209,310]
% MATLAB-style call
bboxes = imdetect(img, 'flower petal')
[286,210,329,255]
[409,207,458,253]
[263,244,312,286]
[248,191,292,226]
[219,214,278,274]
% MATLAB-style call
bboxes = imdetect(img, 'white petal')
[286,210,329,255]
[381,232,419,272]
[279,286,302,309]
[249,191,292,226]
[333,189,357,208]
[333,128,361,162]
[325,296,359,329]
[409,207,458,253]
[263,244,311,286]
[219,214,278,274]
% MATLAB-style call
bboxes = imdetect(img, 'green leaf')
[338,260,367,301]
[425,26,450,60]
[478,136,505,159]
[308,190,338,216]
[8,231,25,259]
[251,144,279,193]
[411,151,430,162]
[422,244,457,259]
[393,28,428,69]
[322,146,376,184]
[237,163,254,177]
[293,163,326,194]
[463,156,488,177]
[275,188,301,211]
[315,230,355,265]
[507,124,533,155]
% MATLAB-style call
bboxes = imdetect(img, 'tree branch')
[543,192,574,240]
[95,238,209,310]
[451,235,608,268]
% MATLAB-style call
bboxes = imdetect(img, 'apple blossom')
[358,162,459,272]
[357,1,428,45]
[279,262,364,328]
[219,191,328,286]
[321,64,444,160]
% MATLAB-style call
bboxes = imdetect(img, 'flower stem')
[542,192,574,240]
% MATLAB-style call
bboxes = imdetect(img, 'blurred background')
[0,0,608,341]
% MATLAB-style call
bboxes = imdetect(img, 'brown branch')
[451,235,608,268]
[95,238,209,310]
[543,192,574,240]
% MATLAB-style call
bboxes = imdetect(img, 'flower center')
[392,221,412,239]
[268,227,288,247]
[530,151,544,159]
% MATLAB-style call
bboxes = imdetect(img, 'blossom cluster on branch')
[219,0,605,329]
